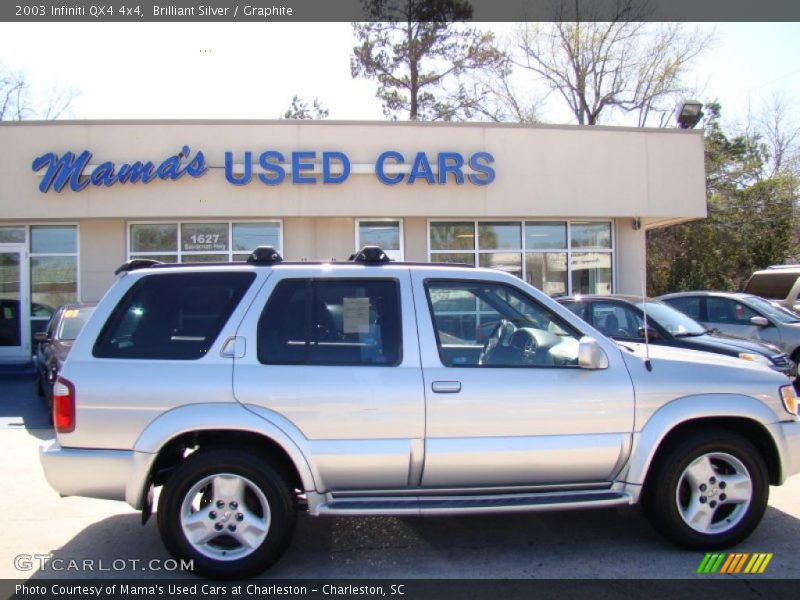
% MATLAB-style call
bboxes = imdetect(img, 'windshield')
[635,301,706,336]
[57,307,95,341]
[744,295,800,324]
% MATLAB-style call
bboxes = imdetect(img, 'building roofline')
[0,118,704,136]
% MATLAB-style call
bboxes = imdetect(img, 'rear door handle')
[431,381,461,394]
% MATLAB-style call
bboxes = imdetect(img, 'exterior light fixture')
[677,101,704,129]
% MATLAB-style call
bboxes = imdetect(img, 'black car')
[557,295,796,380]
[34,302,96,410]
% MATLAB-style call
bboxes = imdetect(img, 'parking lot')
[2,374,800,581]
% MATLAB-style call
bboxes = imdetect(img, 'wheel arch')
[126,403,316,509]
[625,394,783,495]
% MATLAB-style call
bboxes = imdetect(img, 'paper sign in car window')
[63,309,80,318]
[343,297,371,334]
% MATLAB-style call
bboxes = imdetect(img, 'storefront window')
[31,225,77,254]
[430,222,475,251]
[479,252,522,278]
[128,221,282,264]
[430,252,475,267]
[525,222,567,250]
[0,227,25,244]
[30,225,78,323]
[181,223,229,252]
[571,252,612,295]
[131,224,178,253]
[571,222,612,249]
[429,220,614,296]
[525,252,568,296]
[233,223,281,253]
[356,220,403,260]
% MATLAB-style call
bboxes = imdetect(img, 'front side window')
[258,279,402,366]
[426,280,580,368]
[706,297,758,326]
[93,272,255,360]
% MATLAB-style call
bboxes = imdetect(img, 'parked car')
[743,266,800,315]
[40,247,800,579]
[33,303,96,410]
[557,295,795,380]
[659,291,800,365]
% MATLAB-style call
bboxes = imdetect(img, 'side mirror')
[579,336,609,370]
[33,332,49,343]
[637,326,660,340]
[750,316,769,327]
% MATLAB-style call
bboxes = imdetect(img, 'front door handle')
[432,380,461,394]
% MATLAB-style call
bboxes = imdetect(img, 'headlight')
[780,385,798,416]
[738,352,771,366]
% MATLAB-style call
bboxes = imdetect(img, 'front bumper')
[40,440,136,503]
[768,420,800,483]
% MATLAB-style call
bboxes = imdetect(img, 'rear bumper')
[39,440,155,508]
[769,420,800,483]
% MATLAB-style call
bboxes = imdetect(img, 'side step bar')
[312,490,634,517]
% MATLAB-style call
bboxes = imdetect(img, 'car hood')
[681,333,781,356]
[617,342,790,428]
[619,342,774,373]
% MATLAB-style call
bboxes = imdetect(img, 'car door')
[234,267,425,492]
[704,296,782,347]
[411,270,635,489]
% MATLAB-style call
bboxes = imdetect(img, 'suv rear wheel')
[643,429,768,550]
[157,448,296,579]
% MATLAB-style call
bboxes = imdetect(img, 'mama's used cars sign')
[31,147,495,193]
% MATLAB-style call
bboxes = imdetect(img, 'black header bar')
[1,0,799,23]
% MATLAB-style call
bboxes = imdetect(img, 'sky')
[0,22,798,128]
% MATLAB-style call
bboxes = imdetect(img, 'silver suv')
[40,247,800,579]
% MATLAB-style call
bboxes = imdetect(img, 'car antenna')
[639,234,653,372]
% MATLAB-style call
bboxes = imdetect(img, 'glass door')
[0,248,29,359]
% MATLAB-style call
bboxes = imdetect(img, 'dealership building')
[0,120,706,362]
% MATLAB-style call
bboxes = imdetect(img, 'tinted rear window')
[93,272,255,360]
[744,272,800,299]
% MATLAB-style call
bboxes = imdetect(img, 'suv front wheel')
[157,448,296,579]
[643,429,769,550]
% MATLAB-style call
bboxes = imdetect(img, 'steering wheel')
[517,330,539,363]
[479,319,515,365]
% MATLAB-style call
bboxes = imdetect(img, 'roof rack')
[114,258,163,275]
[349,245,391,264]
[113,245,477,274]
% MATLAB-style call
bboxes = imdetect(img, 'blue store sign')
[32,147,495,193]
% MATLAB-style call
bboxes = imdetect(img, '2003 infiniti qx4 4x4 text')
[40,247,800,579]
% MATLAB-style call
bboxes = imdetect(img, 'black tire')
[36,373,44,398]
[157,448,296,579]
[642,429,769,550]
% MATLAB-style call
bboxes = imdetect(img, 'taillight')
[53,376,75,433]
